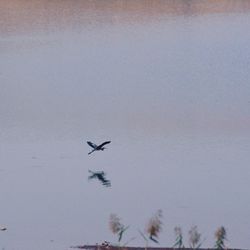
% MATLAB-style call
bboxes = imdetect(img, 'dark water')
[0,1,250,249]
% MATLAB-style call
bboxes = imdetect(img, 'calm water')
[1,1,250,249]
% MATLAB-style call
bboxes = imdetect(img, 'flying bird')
[87,141,111,155]
[88,170,111,187]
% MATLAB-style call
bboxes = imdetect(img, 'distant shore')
[1,0,250,36]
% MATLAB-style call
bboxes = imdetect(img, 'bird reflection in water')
[88,170,111,187]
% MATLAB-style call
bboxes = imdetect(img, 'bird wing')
[98,141,111,148]
[87,141,98,149]
[88,149,96,155]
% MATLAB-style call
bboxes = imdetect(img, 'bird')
[87,141,111,155]
[88,170,111,187]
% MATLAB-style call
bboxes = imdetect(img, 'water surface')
[1,1,250,249]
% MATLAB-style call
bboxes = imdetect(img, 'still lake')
[0,1,250,249]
